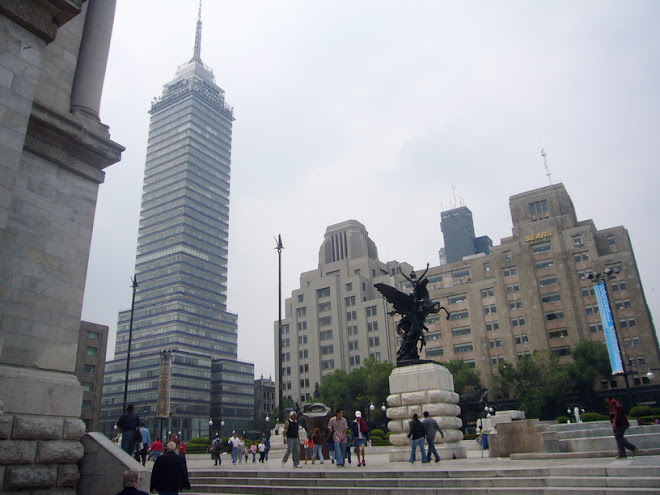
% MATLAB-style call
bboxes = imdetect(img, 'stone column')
[71,0,118,120]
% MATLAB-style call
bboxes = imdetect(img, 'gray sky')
[82,0,660,378]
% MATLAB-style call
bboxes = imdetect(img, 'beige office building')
[395,183,659,392]
[275,220,412,404]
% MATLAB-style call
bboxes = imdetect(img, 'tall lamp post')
[275,234,284,425]
[584,267,633,410]
[208,419,213,443]
[122,275,139,413]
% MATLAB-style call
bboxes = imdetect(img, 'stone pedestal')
[386,362,465,462]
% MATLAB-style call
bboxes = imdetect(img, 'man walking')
[408,413,427,463]
[228,432,241,464]
[328,408,348,467]
[422,411,444,463]
[281,411,302,468]
[605,396,638,459]
[150,441,190,495]
[137,423,150,466]
[116,404,140,456]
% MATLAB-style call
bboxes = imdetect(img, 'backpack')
[134,428,142,444]
[212,438,220,451]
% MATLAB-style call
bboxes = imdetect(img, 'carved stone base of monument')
[386,362,465,462]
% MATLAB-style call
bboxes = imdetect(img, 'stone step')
[512,448,660,460]
[187,488,659,495]
[555,424,658,440]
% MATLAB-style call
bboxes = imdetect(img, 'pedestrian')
[281,411,302,468]
[327,408,348,467]
[150,441,191,495]
[303,436,313,464]
[344,428,352,464]
[116,404,140,456]
[311,427,324,464]
[209,434,222,466]
[408,413,427,463]
[422,411,444,463]
[179,438,188,475]
[258,439,266,462]
[115,469,148,495]
[251,441,257,462]
[169,432,180,453]
[351,410,369,467]
[150,437,163,462]
[228,432,241,464]
[137,423,150,466]
[263,432,271,461]
[605,396,638,459]
[238,436,247,463]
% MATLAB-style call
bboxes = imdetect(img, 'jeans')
[120,430,136,456]
[231,447,238,463]
[282,438,300,466]
[334,442,347,465]
[409,437,427,463]
[312,444,324,463]
[613,427,637,457]
[426,438,440,461]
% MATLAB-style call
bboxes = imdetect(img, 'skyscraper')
[440,205,492,264]
[100,8,251,439]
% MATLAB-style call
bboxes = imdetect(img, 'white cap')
[355,411,362,418]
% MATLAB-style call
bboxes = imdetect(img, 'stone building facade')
[275,220,412,405]
[0,1,122,493]
[76,321,108,432]
[253,376,275,432]
[394,183,660,392]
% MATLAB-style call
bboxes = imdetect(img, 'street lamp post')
[220,420,225,440]
[208,419,213,443]
[584,268,633,410]
[121,275,139,413]
[275,234,284,425]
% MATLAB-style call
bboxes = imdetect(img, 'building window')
[541,292,561,304]
[321,359,334,370]
[539,276,557,287]
[508,299,523,310]
[85,346,98,357]
[345,296,356,307]
[573,235,583,246]
[82,382,94,392]
[549,329,568,339]
[346,311,357,321]
[481,288,494,299]
[532,242,551,253]
[318,302,331,312]
[451,326,471,337]
[366,306,377,317]
[574,252,590,262]
[486,321,499,332]
[506,283,520,293]
[298,349,309,359]
[367,321,379,332]
[81,400,92,411]
[319,330,332,341]
[319,316,332,326]
[298,335,308,345]
[454,343,474,353]
[511,317,526,327]
[427,332,442,341]
[535,259,555,270]
[503,267,517,277]
[296,307,307,317]
[448,294,467,304]
[426,347,444,357]
[368,337,380,347]
[320,345,334,355]
[83,364,96,374]
[615,299,632,310]
[581,287,595,297]
[281,324,290,334]
[545,310,565,321]
[88,331,101,340]
[585,305,599,315]
[488,338,502,349]
[484,263,491,273]
[589,323,603,333]
[297,321,307,331]
[298,294,304,303]
[451,268,470,279]
[514,334,529,345]
[610,281,627,292]
[347,325,358,336]
[299,363,309,373]
[348,340,359,351]
[349,355,361,366]
[503,251,512,260]
[449,310,469,320]
[530,200,549,220]
[345,283,353,292]
[607,235,616,246]
[483,304,497,315]
[317,287,330,298]
[551,346,571,357]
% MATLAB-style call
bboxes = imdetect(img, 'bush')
[188,436,210,445]
[463,433,478,441]
[556,415,569,424]
[650,407,660,416]
[630,405,651,418]
[579,412,608,422]
[371,429,385,438]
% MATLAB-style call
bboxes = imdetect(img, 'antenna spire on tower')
[192,0,203,63]
[541,147,552,185]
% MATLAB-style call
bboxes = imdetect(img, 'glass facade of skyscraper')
[100,26,247,440]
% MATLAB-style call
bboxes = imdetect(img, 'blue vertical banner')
[594,281,624,375]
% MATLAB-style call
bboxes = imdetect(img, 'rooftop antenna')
[451,185,457,209]
[192,0,203,63]
[541,147,552,185]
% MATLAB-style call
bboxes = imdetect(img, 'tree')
[494,350,570,419]
[441,359,484,400]
[566,339,611,410]
[272,396,294,424]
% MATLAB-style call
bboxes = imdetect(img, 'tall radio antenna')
[541,148,552,185]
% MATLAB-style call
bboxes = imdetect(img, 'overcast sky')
[81,0,660,378]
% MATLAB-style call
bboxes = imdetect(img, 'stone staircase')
[187,464,660,494]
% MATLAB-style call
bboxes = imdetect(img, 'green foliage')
[580,412,608,422]
[318,358,394,428]
[188,437,209,445]
[566,340,610,410]
[556,416,569,424]
[370,429,385,438]
[494,351,570,420]
[440,359,484,400]
[651,407,660,416]
[630,405,651,418]
[370,437,391,446]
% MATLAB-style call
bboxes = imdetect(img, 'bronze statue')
[375,264,449,363]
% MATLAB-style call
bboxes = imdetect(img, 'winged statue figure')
[375,264,449,363]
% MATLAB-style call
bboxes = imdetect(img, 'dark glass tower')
[100,9,246,439]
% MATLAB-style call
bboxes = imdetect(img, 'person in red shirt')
[150,437,163,462]
[605,396,638,458]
